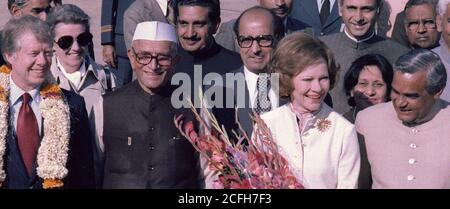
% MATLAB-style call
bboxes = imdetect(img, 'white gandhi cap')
[132,21,177,43]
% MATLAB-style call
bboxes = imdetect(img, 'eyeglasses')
[405,19,436,31]
[131,47,173,66]
[55,32,93,50]
[237,35,274,48]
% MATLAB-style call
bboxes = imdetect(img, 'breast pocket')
[104,132,140,174]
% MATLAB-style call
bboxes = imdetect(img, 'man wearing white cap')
[99,21,204,189]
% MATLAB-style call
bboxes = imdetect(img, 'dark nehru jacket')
[102,81,203,189]
[174,39,243,104]
[174,39,242,79]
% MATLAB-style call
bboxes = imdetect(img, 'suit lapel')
[234,67,253,137]
[300,0,322,27]
[323,1,341,28]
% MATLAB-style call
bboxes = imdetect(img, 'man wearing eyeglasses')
[319,0,410,114]
[216,0,312,52]
[210,6,284,140]
[99,21,204,189]
[404,0,441,49]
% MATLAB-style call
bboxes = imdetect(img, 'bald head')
[233,6,283,39]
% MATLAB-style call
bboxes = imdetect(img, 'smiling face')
[405,4,440,49]
[238,9,275,73]
[352,65,388,110]
[53,23,88,71]
[12,0,51,20]
[290,60,330,113]
[391,71,440,124]
[6,32,53,91]
[340,0,378,40]
[128,40,176,94]
[177,5,217,53]
[258,0,293,19]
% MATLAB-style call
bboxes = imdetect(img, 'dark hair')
[343,54,393,106]
[268,32,339,99]
[233,6,284,41]
[47,4,90,37]
[394,49,446,95]
[175,0,221,25]
[405,0,438,11]
[8,0,27,11]
[339,0,383,8]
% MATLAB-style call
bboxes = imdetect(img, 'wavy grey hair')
[47,4,91,37]
[437,0,450,17]
[1,15,53,61]
[394,49,447,95]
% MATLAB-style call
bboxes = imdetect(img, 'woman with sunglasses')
[47,4,117,188]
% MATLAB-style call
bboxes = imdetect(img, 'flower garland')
[0,65,70,189]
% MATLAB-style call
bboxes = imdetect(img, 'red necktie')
[16,93,40,176]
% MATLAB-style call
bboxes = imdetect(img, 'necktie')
[16,93,40,176]
[254,74,272,114]
[320,0,330,25]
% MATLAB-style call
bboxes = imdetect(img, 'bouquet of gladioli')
[174,102,303,189]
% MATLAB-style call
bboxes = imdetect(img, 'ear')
[127,48,137,71]
[436,15,443,33]
[4,52,16,65]
[434,88,444,99]
[350,89,355,97]
[10,5,22,18]
[211,18,221,35]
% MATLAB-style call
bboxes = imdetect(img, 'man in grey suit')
[319,0,409,114]
[215,0,312,52]
[290,0,342,36]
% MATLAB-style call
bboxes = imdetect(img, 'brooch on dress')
[314,118,332,133]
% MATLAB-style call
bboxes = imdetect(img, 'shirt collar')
[157,0,168,16]
[243,66,260,96]
[344,28,375,43]
[9,75,41,106]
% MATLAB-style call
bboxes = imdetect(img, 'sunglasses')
[55,32,93,50]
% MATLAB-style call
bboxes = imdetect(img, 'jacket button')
[149,127,155,131]
[150,146,155,150]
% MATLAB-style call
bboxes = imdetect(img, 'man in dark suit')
[101,0,135,87]
[1,16,94,189]
[215,0,312,52]
[100,21,203,189]
[290,0,342,36]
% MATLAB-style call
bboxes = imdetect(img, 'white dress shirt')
[9,76,42,136]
